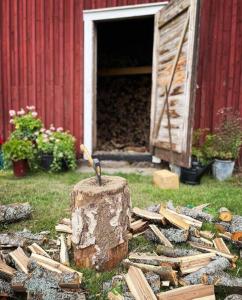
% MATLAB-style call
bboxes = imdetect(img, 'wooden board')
[150,0,200,167]
[132,207,165,224]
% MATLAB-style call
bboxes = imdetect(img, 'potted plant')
[37,127,76,172]
[180,129,213,185]
[2,137,33,177]
[211,108,242,181]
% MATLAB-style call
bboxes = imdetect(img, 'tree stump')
[71,176,131,271]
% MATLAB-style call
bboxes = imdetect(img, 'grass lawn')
[0,170,242,299]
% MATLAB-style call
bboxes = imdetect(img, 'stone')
[153,170,179,190]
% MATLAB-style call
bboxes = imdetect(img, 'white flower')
[49,136,54,141]
[32,111,38,117]
[9,110,16,117]
[43,134,48,139]
[45,130,51,135]
[57,127,63,132]
[40,128,45,133]
[9,119,14,124]
[34,131,39,136]
[58,153,63,158]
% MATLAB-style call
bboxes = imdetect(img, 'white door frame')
[83,2,167,154]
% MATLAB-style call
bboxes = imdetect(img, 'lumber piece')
[159,206,190,230]
[189,242,238,262]
[0,202,32,224]
[128,252,178,267]
[55,224,72,234]
[123,259,178,285]
[207,271,242,287]
[179,253,216,275]
[231,215,242,233]
[9,247,29,274]
[219,207,232,222]
[132,207,165,224]
[130,219,148,234]
[27,243,50,258]
[189,236,214,247]
[177,206,214,222]
[149,224,173,247]
[30,253,82,280]
[213,238,231,255]
[193,203,210,211]
[0,258,16,279]
[59,234,70,266]
[182,257,230,285]
[200,231,215,240]
[108,291,124,300]
[164,207,203,228]
[156,245,201,257]
[157,284,215,300]
[124,266,157,300]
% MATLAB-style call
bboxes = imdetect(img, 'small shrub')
[3,137,34,162]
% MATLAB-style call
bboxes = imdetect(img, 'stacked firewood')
[105,202,242,300]
[96,75,151,152]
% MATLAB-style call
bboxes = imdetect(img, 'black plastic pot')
[40,154,54,171]
[180,161,212,185]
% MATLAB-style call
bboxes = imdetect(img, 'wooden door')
[150,0,200,167]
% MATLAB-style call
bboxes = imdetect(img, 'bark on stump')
[71,176,131,271]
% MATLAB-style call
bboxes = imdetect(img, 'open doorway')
[95,17,154,155]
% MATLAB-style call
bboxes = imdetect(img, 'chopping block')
[71,175,131,271]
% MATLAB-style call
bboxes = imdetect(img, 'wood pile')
[96,75,151,151]
[104,201,242,300]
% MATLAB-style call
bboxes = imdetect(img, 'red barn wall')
[0,0,242,157]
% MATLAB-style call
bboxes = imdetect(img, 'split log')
[156,245,201,257]
[157,284,215,300]
[231,232,242,243]
[179,253,216,275]
[125,266,157,300]
[159,207,190,230]
[207,271,242,287]
[161,228,189,243]
[189,227,200,238]
[55,224,72,234]
[27,243,50,258]
[215,222,231,233]
[132,207,165,224]
[181,257,230,285]
[71,176,131,271]
[231,215,242,233]
[130,219,148,234]
[9,247,29,274]
[193,203,210,211]
[128,253,178,268]
[200,231,215,240]
[59,234,70,266]
[0,258,16,279]
[213,238,231,255]
[219,207,232,222]
[149,225,173,247]
[123,259,178,286]
[0,203,32,224]
[60,218,71,226]
[177,206,214,222]
[146,204,160,213]
[145,272,161,294]
[0,230,48,248]
[0,278,14,298]
[189,242,238,262]
[189,236,214,247]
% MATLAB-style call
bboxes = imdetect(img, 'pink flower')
[9,110,16,117]
[46,130,51,135]
[57,127,63,132]
[50,124,55,131]
[9,119,14,124]
[17,109,25,116]
[40,128,46,133]
[26,105,35,111]
[32,111,38,117]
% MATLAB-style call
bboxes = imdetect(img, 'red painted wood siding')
[0,0,242,160]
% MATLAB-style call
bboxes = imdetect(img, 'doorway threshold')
[93,151,152,162]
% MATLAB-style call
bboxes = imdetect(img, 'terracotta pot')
[12,159,29,177]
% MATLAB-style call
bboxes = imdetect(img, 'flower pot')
[12,159,29,177]
[212,159,235,181]
[180,161,211,185]
[41,154,54,171]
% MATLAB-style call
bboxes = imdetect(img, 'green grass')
[0,170,242,299]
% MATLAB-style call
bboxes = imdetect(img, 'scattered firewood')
[9,247,29,274]
[189,236,214,247]
[59,272,81,289]
[0,258,16,279]
[0,278,14,298]
[219,207,232,222]
[149,225,173,247]
[60,218,71,226]
[125,266,157,300]
[219,232,232,240]
[159,207,190,230]
[231,232,242,243]
[59,234,70,266]
[207,271,242,287]
[213,238,231,255]
[181,257,230,285]
[215,222,231,233]
[189,242,238,262]
[230,215,242,233]
[27,243,51,258]
[55,224,72,234]
[161,228,189,243]
[145,272,161,294]
[130,219,148,234]
[189,226,200,238]
[156,245,201,257]
[193,203,210,211]
[177,206,214,222]
[146,204,160,213]
[157,284,215,300]
[108,291,124,300]
[132,207,165,224]
[128,253,177,268]
[200,230,215,240]
[0,202,32,224]
[123,259,178,285]
[179,253,216,275]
